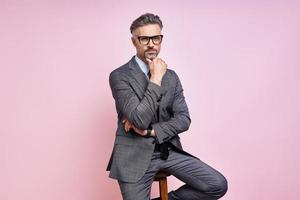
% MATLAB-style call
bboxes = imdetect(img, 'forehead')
[134,24,162,36]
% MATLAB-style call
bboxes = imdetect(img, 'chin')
[145,54,157,61]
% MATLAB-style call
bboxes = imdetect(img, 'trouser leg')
[161,150,228,200]
[118,152,162,200]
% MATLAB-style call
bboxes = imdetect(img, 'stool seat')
[153,171,170,200]
[154,171,170,180]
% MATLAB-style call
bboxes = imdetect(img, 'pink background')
[1,0,299,199]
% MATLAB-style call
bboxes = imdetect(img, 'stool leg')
[159,177,168,200]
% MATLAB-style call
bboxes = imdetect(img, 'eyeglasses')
[136,35,163,45]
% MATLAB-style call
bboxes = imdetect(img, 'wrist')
[145,129,152,137]
[150,77,162,86]
[150,129,156,137]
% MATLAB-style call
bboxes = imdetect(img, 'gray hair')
[130,13,163,34]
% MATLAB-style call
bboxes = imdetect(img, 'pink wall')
[1,1,299,199]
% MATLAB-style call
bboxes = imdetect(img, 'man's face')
[131,24,162,63]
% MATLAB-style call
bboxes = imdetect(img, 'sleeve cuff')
[152,123,169,144]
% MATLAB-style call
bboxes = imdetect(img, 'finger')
[126,122,132,131]
[146,58,152,64]
[156,58,162,62]
[126,125,130,132]
[126,121,132,127]
[125,122,130,132]
[127,121,133,132]
[122,118,128,123]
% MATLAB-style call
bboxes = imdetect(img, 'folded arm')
[109,71,165,130]
[152,72,191,144]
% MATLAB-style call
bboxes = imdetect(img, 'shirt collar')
[134,55,149,77]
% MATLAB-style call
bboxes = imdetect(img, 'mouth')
[145,50,157,59]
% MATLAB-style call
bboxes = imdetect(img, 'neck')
[136,55,148,65]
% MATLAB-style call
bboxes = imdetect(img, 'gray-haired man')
[107,13,228,200]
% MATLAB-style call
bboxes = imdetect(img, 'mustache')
[145,49,157,53]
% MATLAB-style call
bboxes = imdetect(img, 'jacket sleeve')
[109,71,166,130]
[151,71,191,144]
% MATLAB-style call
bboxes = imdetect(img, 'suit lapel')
[128,56,149,100]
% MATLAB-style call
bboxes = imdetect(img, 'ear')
[131,36,137,47]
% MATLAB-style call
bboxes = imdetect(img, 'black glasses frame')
[137,35,164,45]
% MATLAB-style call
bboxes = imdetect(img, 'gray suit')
[107,56,191,182]
[107,56,228,199]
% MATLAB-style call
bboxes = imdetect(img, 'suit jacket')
[106,56,193,183]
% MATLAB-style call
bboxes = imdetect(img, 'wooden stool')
[154,171,170,200]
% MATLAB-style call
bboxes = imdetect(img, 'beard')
[144,49,158,61]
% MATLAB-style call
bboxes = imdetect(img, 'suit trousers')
[118,149,228,200]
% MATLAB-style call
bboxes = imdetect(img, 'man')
[107,13,228,200]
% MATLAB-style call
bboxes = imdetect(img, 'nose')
[148,39,155,47]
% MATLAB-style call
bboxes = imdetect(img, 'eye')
[139,37,149,44]
[152,35,163,44]
[152,36,160,40]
